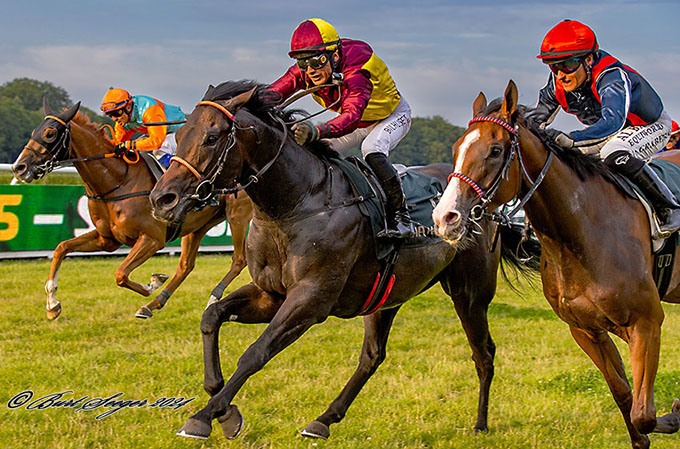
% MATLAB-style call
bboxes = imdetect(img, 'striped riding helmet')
[288,18,341,58]
[537,19,598,62]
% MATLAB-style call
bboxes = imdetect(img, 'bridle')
[448,115,553,226]
[169,100,289,203]
[23,114,147,202]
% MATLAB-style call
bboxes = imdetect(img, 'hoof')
[176,417,211,440]
[301,420,330,439]
[135,306,153,319]
[46,302,62,320]
[151,273,169,284]
[218,405,244,439]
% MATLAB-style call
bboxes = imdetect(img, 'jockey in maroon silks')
[268,18,414,238]
[528,19,680,235]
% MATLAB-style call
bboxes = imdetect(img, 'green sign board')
[0,185,234,255]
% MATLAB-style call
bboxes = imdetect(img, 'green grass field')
[1,254,679,449]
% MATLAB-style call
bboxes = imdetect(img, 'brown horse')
[12,100,252,320]
[149,80,536,440]
[432,80,680,449]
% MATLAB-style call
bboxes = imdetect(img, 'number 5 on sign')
[0,195,22,241]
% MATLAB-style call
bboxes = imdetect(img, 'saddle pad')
[331,156,443,259]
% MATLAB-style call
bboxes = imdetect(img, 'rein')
[30,115,149,202]
[450,115,553,225]
[169,100,289,203]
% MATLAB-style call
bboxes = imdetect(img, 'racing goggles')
[296,53,330,71]
[548,57,583,75]
[106,108,126,118]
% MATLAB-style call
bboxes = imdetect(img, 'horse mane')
[202,80,339,159]
[483,98,621,186]
[71,111,113,144]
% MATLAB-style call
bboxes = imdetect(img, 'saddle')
[614,159,680,298]
[330,156,443,260]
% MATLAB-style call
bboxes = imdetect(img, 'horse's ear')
[59,102,81,123]
[472,92,487,118]
[43,96,53,115]
[501,80,518,120]
[225,87,258,111]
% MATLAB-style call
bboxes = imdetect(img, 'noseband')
[449,115,553,225]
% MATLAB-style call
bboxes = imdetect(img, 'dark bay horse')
[12,100,252,320]
[149,80,535,440]
[432,80,680,449]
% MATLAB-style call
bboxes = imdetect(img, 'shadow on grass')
[488,302,557,321]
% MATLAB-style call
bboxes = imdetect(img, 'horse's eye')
[489,145,503,158]
[205,135,218,146]
[42,128,57,143]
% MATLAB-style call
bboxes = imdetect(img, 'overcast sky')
[2,0,679,131]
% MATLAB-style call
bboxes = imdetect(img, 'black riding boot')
[365,153,414,239]
[633,164,680,236]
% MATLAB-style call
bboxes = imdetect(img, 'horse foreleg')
[208,199,251,305]
[200,283,283,396]
[178,283,331,440]
[569,326,650,449]
[136,232,205,319]
[302,307,401,440]
[113,234,164,297]
[45,230,120,320]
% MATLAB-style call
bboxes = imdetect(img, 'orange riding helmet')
[100,88,132,114]
[288,18,341,58]
[537,19,598,62]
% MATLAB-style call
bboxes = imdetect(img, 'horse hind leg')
[302,307,401,440]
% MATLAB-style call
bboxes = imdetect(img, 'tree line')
[0,78,463,165]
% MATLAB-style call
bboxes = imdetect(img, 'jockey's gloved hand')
[525,105,551,128]
[114,143,127,156]
[291,122,319,146]
[543,128,574,149]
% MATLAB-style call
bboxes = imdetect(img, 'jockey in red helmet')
[268,18,414,239]
[100,88,186,167]
[528,19,680,236]
[667,120,680,150]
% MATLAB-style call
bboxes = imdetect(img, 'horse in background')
[432,79,680,449]
[149,80,537,440]
[12,100,252,320]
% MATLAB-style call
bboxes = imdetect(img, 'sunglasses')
[548,58,583,75]
[106,108,126,118]
[296,53,329,71]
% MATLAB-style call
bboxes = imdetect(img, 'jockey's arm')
[112,123,135,145]
[133,104,168,151]
[318,71,371,138]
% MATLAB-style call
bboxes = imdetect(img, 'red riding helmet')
[537,19,598,62]
[672,120,680,136]
[288,18,341,58]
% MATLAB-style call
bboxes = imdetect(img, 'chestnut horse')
[12,100,252,320]
[432,80,680,449]
[149,80,536,440]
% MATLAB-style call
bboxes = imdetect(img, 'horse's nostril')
[12,164,26,176]
[156,192,179,210]
[444,210,461,226]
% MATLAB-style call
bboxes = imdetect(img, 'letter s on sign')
[0,195,22,241]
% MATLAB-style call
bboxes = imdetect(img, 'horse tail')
[498,222,541,291]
